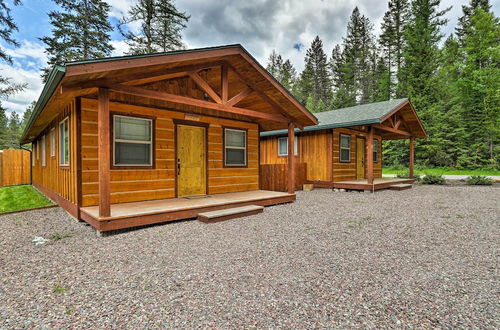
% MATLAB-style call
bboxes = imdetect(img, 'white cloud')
[110,40,130,57]
[4,40,47,66]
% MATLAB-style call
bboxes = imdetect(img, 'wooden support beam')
[108,84,288,123]
[366,126,374,185]
[409,137,415,179]
[226,86,252,107]
[373,124,411,137]
[98,88,111,218]
[287,122,295,194]
[394,118,402,130]
[225,62,303,130]
[188,71,222,104]
[221,64,228,103]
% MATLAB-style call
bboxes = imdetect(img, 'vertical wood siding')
[0,149,31,186]
[31,100,78,204]
[80,98,259,207]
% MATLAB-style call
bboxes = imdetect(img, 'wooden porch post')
[98,87,111,217]
[409,136,415,179]
[366,126,374,184]
[287,122,295,194]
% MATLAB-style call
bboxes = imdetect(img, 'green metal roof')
[260,98,409,137]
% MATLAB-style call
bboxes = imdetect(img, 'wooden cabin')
[21,45,317,232]
[260,99,427,191]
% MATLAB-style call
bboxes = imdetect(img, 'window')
[113,115,153,166]
[41,135,46,167]
[277,136,298,156]
[340,134,351,162]
[224,128,246,166]
[36,139,39,160]
[50,128,55,157]
[59,117,70,165]
[32,142,35,166]
[373,139,379,163]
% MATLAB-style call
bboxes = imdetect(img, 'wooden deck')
[332,178,415,190]
[80,190,295,232]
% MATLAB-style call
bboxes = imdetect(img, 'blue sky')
[1,0,498,117]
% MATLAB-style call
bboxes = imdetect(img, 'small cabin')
[21,45,317,232]
[260,99,426,191]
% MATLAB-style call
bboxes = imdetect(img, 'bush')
[421,174,446,185]
[465,175,495,185]
[396,170,421,182]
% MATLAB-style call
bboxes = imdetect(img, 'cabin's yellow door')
[356,138,365,179]
[177,125,206,197]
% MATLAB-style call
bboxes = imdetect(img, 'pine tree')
[329,44,356,108]
[40,0,114,80]
[120,0,189,55]
[265,51,297,90]
[20,101,35,132]
[0,103,7,148]
[298,36,331,112]
[458,7,499,168]
[4,111,20,148]
[0,0,25,98]
[379,0,410,98]
[456,0,491,44]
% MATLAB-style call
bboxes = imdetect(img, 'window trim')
[339,134,351,163]
[111,113,156,169]
[223,127,248,168]
[277,136,299,157]
[32,142,36,167]
[50,128,56,157]
[41,134,46,167]
[59,117,70,166]
[373,138,379,163]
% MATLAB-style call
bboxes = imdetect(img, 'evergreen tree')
[458,7,499,168]
[120,0,189,55]
[40,0,114,80]
[265,51,297,90]
[20,101,35,132]
[3,111,20,148]
[0,103,7,148]
[379,0,410,98]
[329,44,356,108]
[455,0,491,43]
[297,36,331,112]
[0,0,25,98]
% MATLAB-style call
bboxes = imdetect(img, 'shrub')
[465,175,495,185]
[396,170,421,182]
[421,174,446,185]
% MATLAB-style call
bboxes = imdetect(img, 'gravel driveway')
[0,185,498,328]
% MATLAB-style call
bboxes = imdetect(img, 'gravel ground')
[0,185,498,328]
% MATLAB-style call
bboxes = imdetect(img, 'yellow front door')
[356,138,365,179]
[177,124,206,197]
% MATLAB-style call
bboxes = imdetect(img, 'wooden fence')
[259,163,307,192]
[0,149,31,187]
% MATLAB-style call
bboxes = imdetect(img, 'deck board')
[333,178,414,190]
[81,190,292,220]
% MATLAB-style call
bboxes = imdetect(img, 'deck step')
[198,205,264,223]
[389,183,413,191]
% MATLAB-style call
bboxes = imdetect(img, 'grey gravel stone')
[0,185,498,328]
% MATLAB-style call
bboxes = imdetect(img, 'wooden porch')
[80,190,295,232]
[333,178,415,191]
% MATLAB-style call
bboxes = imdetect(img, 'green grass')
[383,167,500,176]
[0,185,53,213]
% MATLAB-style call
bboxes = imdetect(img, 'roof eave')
[260,119,380,137]
[20,65,66,144]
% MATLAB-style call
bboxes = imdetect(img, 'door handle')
[177,158,181,175]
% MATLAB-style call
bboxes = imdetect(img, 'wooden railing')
[0,149,31,187]
[259,163,307,192]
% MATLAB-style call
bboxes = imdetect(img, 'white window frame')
[59,117,70,166]
[224,128,247,167]
[32,142,36,166]
[50,128,56,157]
[41,135,46,167]
[36,139,39,160]
[373,139,379,163]
[277,136,298,156]
[340,134,351,162]
[113,115,153,167]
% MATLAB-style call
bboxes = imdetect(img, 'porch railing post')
[366,125,374,184]
[287,122,295,194]
[409,136,415,179]
[98,87,111,218]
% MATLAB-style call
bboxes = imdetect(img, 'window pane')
[226,148,245,165]
[115,116,151,141]
[373,140,379,162]
[225,129,245,147]
[64,122,69,163]
[115,142,151,165]
[294,137,298,155]
[278,138,288,155]
[341,149,350,161]
[340,135,350,148]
